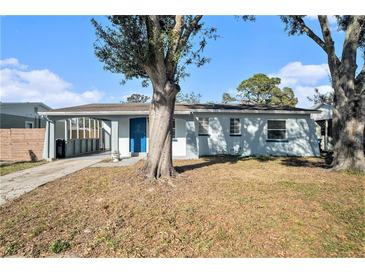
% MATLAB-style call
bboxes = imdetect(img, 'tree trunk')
[331,81,365,172]
[332,115,365,171]
[143,81,178,179]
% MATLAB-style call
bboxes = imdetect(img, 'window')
[267,120,287,141]
[25,121,34,128]
[96,120,100,139]
[71,118,78,139]
[89,119,95,139]
[230,118,241,136]
[85,118,90,138]
[172,119,176,139]
[198,117,209,136]
[79,117,85,139]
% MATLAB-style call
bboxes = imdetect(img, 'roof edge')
[39,109,319,116]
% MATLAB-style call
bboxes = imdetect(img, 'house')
[0,102,52,129]
[39,103,320,160]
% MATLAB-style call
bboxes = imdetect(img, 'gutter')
[39,109,319,116]
[39,110,192,116]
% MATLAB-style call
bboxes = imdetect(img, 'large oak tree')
[92,16,216,178]
[281,16,365,171]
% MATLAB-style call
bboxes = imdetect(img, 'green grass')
[0,161,46,176]
[49,239,71,254]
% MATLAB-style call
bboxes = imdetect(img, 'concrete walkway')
[0,152,110,206]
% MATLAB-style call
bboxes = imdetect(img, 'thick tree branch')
[318,16,341,70]
[165,15,203,81]
[340,16,364,78]
[179,16,203,49]
[295,17,327,52]
[165,16,185,79]
[148,16,167,80]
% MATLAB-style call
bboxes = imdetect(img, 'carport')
[39,112,112,160]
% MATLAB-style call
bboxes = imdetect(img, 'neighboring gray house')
[39,103,320,160]
[0,102,52,128]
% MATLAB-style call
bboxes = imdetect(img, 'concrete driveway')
[0,152,109,205]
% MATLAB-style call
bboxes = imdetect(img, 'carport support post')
[83,117,86,139]
[64,120,68,141]
[76,117,79,139]
[43,119,56,160]
[111,120,119,159]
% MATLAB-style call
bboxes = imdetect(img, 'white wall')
[118,118,130,157]
[311,104,333,121]
[112,113,319,159]
[191,113,320,157]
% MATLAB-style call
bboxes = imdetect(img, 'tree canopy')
[221,92,237,104]
[236,73,298,107]
[176,91,202,104]
[122,93,151,103]
[92,16,217,87]
[307,88,334,105]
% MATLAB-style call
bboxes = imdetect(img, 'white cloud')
[270,62,332,108]
[0,57,28,70]
[295,84,333,106]
[272,62,330,86]
[0,58,103,108]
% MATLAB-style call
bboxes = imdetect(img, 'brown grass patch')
[0,156,364,257]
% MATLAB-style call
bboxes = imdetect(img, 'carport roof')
[39,103,318,116]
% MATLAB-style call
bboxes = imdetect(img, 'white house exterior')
[0,102,52,129]
[39,103,320,160]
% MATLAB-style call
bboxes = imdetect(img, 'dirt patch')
[0,157,363,257]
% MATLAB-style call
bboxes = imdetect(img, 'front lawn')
[0,157,363,257]
[0,161,46,176]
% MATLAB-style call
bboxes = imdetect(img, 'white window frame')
[71,118,78,139]
[25,121,34,128]
[267,120,287,141]
[230,118,241,136]
[198,117,210,136]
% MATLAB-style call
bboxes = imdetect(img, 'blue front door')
[130,118,146,153]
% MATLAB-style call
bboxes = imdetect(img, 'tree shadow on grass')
[175,155,240,174]
[175,154,332,174]
[280,157,330,169]
[280,152,332,169]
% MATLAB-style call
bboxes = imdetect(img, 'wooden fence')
[0,128,45,162]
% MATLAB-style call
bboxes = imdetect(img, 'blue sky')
[0,15,353,108]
